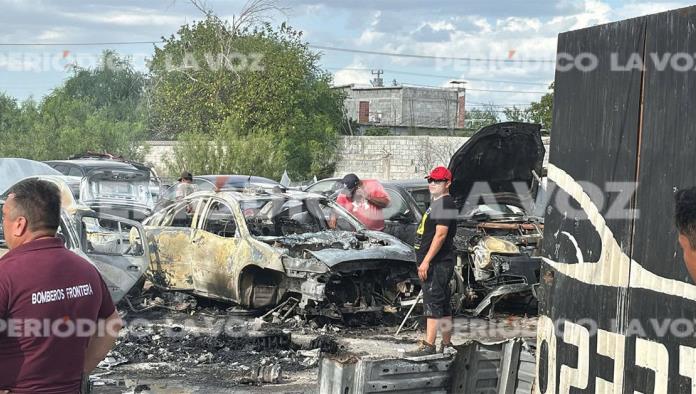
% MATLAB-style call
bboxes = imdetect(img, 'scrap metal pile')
[1,122,547,391]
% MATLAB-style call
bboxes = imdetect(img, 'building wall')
[342,86,463,130]
[333,136,468,180]
[400,87,460,130]
[342,87,404,126]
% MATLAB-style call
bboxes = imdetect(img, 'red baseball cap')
[426,166,452,181]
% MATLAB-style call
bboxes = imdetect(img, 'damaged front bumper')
[281,256,419,319]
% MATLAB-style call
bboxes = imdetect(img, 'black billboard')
[537,6,696,394]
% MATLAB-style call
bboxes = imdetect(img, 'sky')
[0,0,693,113]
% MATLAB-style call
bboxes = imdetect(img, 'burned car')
[153,175,284,212]
[0,160,150,302]
[142,189,419,319]
[46,159,156,221]
[448,122,546,316]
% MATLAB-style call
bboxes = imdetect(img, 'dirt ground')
[88,292,538,393]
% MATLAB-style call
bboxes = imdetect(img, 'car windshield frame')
[239,195,364,237]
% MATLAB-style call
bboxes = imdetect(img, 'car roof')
[383,178,428,188]
[46,159,141,171]
[185,188,325,203]
[195,175,280,186]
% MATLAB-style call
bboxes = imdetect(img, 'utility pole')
[370,69,384,87]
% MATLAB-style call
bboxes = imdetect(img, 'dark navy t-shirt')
[0,237,115,393]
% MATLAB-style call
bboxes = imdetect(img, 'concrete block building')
[337,84,466,132]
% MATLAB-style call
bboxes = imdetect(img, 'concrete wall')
[401,87,460,130]
[333,136,468,180]
[143,136,550,181]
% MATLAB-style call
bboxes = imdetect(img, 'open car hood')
[0,158,62,195]
[448,122,545,210]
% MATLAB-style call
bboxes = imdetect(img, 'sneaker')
[403,340,436,357]
[439,341,457,354]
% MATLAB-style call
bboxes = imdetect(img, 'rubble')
[241,364,282,384]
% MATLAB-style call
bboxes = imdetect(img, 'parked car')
[45,159,155,221]
[153,175,284,212]
[142,189,420,319]
[0,158,62,194]
[448,122,546,316]
[383,179,430,212]
[63,152,163,201]
[0,159,149,302]
[304,178,423,245]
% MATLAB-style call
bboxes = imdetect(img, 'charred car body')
[448,122,546,316]
[45,159,157,221]
[142,190,419,319]
[0,159,150,302]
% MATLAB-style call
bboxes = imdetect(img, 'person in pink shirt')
[335,174,390,231]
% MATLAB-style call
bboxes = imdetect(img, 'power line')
[311,44,555,63]
[467,88,547,94]
[326,67,550,86]
[0,40,556,64]
[468,101,533,106]
[401,82,548,94]
[0,41,162,46]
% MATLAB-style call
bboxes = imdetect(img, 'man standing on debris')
[0,179,122,392]
[335,173,390,231]
[406,166,458,356]
[175,171,197,200]
[676,186,696,282]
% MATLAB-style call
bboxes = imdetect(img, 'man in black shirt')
[405,166,458,357]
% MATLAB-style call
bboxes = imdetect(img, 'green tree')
[0,51,148,160]
[150,16,345,179]
[503,105,530,122]
[466,105,500,131]
[527,83,553,133]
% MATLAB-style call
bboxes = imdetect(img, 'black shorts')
[421,258,454,318]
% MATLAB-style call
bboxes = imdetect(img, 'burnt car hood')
[258,230,416,267]
[448,122,544,209]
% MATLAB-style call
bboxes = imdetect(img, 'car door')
[144,198,206,290]
[305,179,341,196]
[77,212,150,302]
[190,198,241,301]
[382,187,421,245]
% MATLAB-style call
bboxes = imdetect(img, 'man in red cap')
[335,173,391,231]
[405,166,458,356]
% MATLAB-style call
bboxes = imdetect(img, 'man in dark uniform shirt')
[405,166,458,356]
[0,179,122,393]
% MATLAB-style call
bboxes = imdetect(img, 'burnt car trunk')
[81,168,154,222]
[448,122,545,316]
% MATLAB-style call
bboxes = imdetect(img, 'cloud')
[287,0,586,18]
[332,60,373,86]
[411,24,453,42]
